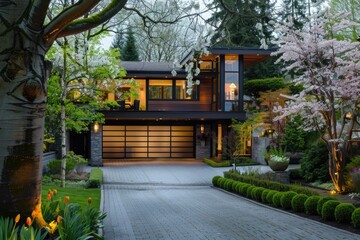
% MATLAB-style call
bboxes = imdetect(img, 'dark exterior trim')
[239,55,244,112]
[219,54,225,111]
[101,110,246,121]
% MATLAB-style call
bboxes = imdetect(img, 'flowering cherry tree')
[272,11,360,192]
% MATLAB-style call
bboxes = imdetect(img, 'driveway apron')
[102,162,359,240]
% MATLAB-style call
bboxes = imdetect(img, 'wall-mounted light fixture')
[94,122,100,133]
[345,112,352,120]
[200,124,205,134]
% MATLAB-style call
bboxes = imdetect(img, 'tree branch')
[55,0,128,39]
[43,0,101,45]
[27,0,51,31]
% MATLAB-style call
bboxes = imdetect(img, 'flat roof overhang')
[101,110,246,121]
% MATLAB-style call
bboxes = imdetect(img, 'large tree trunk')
[0,10,49,224]
[328,141,351,192]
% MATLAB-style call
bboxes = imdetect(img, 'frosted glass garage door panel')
[172,126,193,131]
[126,142,148,147]
[172,142,194,147]
[126,126,147,131]
[103,137,125,142]
[103,153,125,158]
[172,131,193,136]
[148,136,170,141]
[149,152,171,158]
[148,147,170,153]
[125,147,148,153]
[149,126,170,131]
[148,142,170,147]
[103,147,125,153]
[102,141,124,147]
[103,126,125,131]
[126,152,148,158]
[126,136,148,141]
[148,131,171,136]
[103,131,125,136]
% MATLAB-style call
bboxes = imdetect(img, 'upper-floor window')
[149,79,198,100]
[149,80,172,99]
[175,80,198,100]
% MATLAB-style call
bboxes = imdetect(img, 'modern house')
[76,47,275,165]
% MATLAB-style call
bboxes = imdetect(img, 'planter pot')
[269,161,289,172]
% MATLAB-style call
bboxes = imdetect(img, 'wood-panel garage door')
[102,125,194,161]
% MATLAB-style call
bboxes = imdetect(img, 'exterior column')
[217,123,222,160]
[90,123,103,166]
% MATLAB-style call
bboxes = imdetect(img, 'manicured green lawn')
[42,185,101,209]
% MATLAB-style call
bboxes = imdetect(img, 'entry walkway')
[102,162,359,240]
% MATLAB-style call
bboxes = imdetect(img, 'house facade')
[86,47,275,165]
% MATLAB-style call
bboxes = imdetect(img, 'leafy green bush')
[203,158,231,167]
[352,208,360,228]
[235,182,244,193]
[280,191,297,210]
[335,203,356,224]
[291,194,308,212]
[66,151,88,174]
[344,156,360,191]
[240,184,251,196]
[300,141,330,182]
[231,181,238,192]
[86,168,103,188]
[217,177,225,188]
[261,189,270,203]
[251,187,265,201]
[317,197,337,216]
[272,192,284,208]
[266,190,279,205]
[48,159,75,175]
[247,186,256,198]
[304,196,321,215]
[224,171,318,196]
[321,200,340,221]
[280,116,307,152]
[224,179,234,191]
[212,176,222,187]
[244,78,286,97]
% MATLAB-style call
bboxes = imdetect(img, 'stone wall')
[90,124,103,166]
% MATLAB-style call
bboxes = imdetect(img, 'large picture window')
[149,79,198,100]
[149,80,172,99]
[175,80,198,100]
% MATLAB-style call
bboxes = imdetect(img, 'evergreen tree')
[208,0,275,48]
[122,28,140,61]
[111,27,126,58]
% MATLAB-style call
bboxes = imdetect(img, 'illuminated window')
[175,80,198,100]
[149,80,172,99]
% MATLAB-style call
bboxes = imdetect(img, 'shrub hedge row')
[203,158,232,167]
[223,171,318,196]
[213,176,360,229]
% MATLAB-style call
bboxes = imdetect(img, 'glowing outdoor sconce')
[345,112,352,120]
[200,124,205,134]
[266,128,275,135]
[94,122,100,133]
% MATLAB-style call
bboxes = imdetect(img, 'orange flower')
[57,216,62,223]
[47,193,52,200]
[26,217,32,226]
[15,214,20,223]
[88,197,92,204]
[31,210,38,219]
[53,189,57,195]
[64,196,70,204]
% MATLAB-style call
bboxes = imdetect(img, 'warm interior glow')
[200,125,205,134]
[94,122,100,133]
[217,124,222,152]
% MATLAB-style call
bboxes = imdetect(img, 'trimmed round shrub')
[335,203,356,224]
[251,187,258,200]
[322,200,341,221]
[217,177,225,188]
[247,186,256,198]
[272,192,284,208]
[240,184,251,196]
[231,181,238,192]
[317,197,337,216]
[304,196,321,215]
[280,191,297,210]
[266,190,279,205]
[352,208,360,228]
[261,189,270,203]
[226,179,235,191]
[291,194,308,212]
[253,187,266,202]
[235,182,243,193]
[212,176,221,187]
